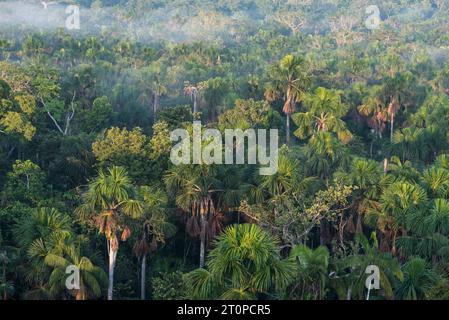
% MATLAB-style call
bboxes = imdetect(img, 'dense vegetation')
[1,0,449,300]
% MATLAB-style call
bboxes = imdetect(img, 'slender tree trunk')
[153,93,159,120]
[390,113,394,142]
[193,94,198,114]
[107,242,117,300]
[286,114,290,145]
[391,230,397,256]
[346,287,352,300]
[199,214,206,268]
[140,254,147,300]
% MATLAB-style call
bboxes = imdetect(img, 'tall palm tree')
[292,87,353,144]
[265,54,310,145]
[183,84,202,117]
[76,166,143,300]
[133,186,175,300]
[187,224,295,299]
[137,63,167,120]
[382,73,410,142]
[358,86,388,139]
[164,164,219,268]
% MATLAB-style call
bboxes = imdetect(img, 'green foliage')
[4,160,48,205]
[0,70,36,140]
[1,0,449,301]
[395,257,437,300]
[289,245,329,299]
[151,271,187,300]
[218,98,281,130]
[292,87,352,143]
[186,224,295,299]
[79,96,115,132]
[330,233,403,300]
[92,127,153,183]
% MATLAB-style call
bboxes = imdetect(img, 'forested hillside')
[1,0,449,300]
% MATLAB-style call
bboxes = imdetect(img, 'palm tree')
[187,224,296,299]
[14,207,72,290]
[289,245,329,300]
[368,181,428,255]
[382,73,410,142]
[357,86,388,139]
[44,240,108,300]
[137,63,167,120]
[333,158,387,238]
[164,164,219,268]
[265,54,310,145]
[395,257,437,300]
[420,166,449,199]
[292,87,353,144]
[133,186,175,300]
[399,199,449,261]
[199,77,230,121]
[392,127,424,162]
[76,166,143,300]
[215,165,251,227]
[247,153,300,231]
[388,156,420,183]
[435,154,449,170]
[183,84,201,117]
[253,153,297,200]
[302,131,350,181]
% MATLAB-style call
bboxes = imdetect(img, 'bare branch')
[63,91,76,135]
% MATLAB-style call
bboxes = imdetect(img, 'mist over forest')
[1,0,449,301]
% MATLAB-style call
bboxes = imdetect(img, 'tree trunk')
[140,253,147,300]
[390,113,394,142]
[107,242,117,300]
[199,214,206,268]
[153,93,159,120]
[391,230,397,256]
[286,114,290,145]
[193,95,198,114]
